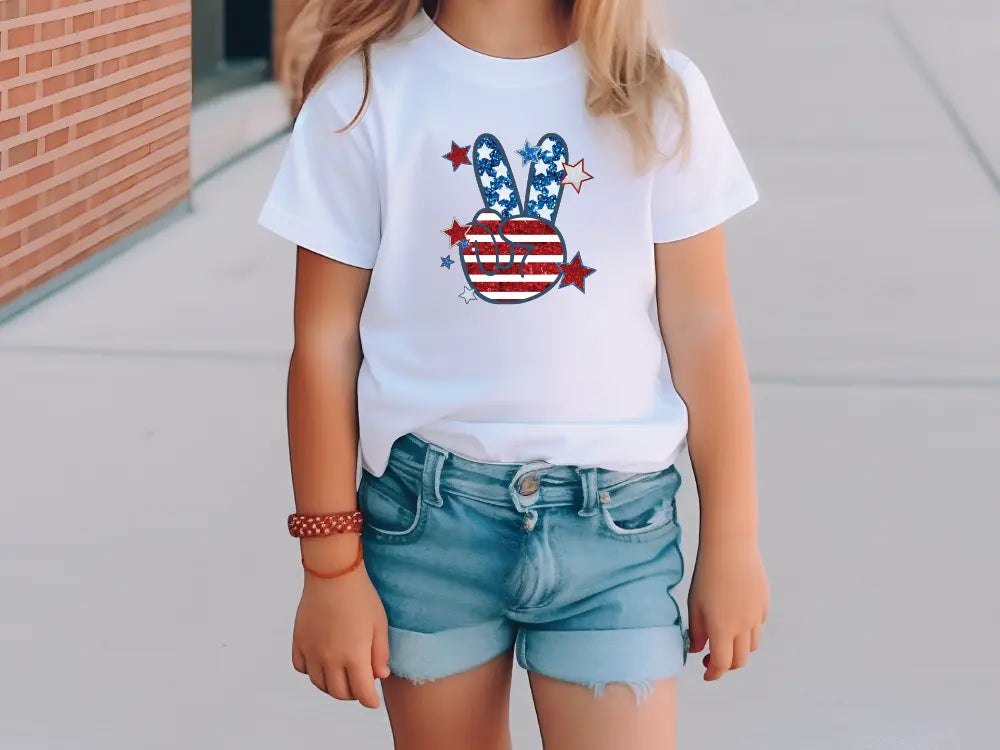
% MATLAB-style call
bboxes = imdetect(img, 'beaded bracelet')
[287,510,364,538]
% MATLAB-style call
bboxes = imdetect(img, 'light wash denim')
[359,433,688,698]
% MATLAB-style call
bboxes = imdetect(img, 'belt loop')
[421,444,448,507]
[577,468,598,517]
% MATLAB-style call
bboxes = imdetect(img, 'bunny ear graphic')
[472,134,523,219]
[524,133,569,223]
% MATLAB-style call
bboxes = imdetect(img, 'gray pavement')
[2,2,999,748]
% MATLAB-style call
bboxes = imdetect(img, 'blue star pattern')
[474,135,521,219]
[458,239,470,250]
[515,140,541,166]
[440,255,454,269]
[526,135,568,223]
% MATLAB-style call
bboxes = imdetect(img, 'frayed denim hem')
[590,680,657,705]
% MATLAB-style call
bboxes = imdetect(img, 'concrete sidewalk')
[2,2,999,748]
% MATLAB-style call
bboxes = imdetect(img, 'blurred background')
[1,1,998,748]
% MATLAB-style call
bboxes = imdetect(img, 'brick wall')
[0,0,192,308]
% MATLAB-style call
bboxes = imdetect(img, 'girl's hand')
[292,554,391,708]
[687,539,769,681]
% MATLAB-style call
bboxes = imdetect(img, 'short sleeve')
[651,52,759,243]
[258,73,381,268]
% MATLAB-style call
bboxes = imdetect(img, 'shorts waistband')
[378,433,673,516]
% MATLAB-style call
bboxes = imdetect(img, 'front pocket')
[597,467,681,542]
[358,469,425,542]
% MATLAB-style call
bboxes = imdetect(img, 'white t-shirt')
[259,11,758,477]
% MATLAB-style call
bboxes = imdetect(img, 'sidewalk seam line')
[882,7,1000,196]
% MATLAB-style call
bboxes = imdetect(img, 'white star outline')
[557,158,593,194]
[459,286,478,304]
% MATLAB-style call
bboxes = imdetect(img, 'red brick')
[0,231,20,257]
[41,19,66,40]
[55,42,82,63]
[26,105,53,130]
[57,95,82,116]
[73,64,96,85]
[0,172,28,201]
[0,57,19,80]
[25,212,60,243]
[73,167,97,188]
[9,139,39,167]
[40,179,77,206]
[59,201,86,223]
[72,11,96,31]
[42,176,76,206]
[88,33,110,52]
[45,127,70,151]
[0,117,19,139]
[4,194,38,223]
[7,25,36,48]
[41,72,71,96]
[1,0,196,307]
[25,49,52,73]
[0,0,23,22]
[8,82,37,107]
[24,162,54,186]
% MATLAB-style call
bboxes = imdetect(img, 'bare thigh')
[381,650,515,750]
[529,673,677,750]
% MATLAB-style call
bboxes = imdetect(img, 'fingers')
[347,661,381,709]
[472,133,522,218]
[525,133,568,222]
[326,666,353,701]
[700,623,764,680]
[371,621,391,680]
[703,632,733,681]
[296,648,384,707]
[306,661,327,694]
[687,607,708,654]
[731,632,750,670]
[292,646,307,675]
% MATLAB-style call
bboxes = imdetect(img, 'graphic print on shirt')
[441,133,596,304]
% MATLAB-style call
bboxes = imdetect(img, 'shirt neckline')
[407,8,581,86]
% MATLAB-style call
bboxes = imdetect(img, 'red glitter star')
[442,218,469,247]
[442,141,471,171]
[557,252,596,292]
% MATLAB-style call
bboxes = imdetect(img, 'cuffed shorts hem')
[386,621,516,682]
[515,625,687,688]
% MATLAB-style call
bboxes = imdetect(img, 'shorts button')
[518,475,539,496]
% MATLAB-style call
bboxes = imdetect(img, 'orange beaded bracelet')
[288,510,364,538]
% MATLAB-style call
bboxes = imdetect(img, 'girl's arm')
[288,246,367,547]
[287,247,390,708]
[654,226,769,681]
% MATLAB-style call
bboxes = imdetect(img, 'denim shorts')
[359,434,688,696]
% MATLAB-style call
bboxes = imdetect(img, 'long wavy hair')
[278,0,688,164]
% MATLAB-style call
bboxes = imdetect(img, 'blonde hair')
[279,0,687,165]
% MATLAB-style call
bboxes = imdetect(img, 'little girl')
[260,1,769,748]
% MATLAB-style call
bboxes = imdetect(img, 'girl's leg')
[381,650,515,750]
[528,673,677,750]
